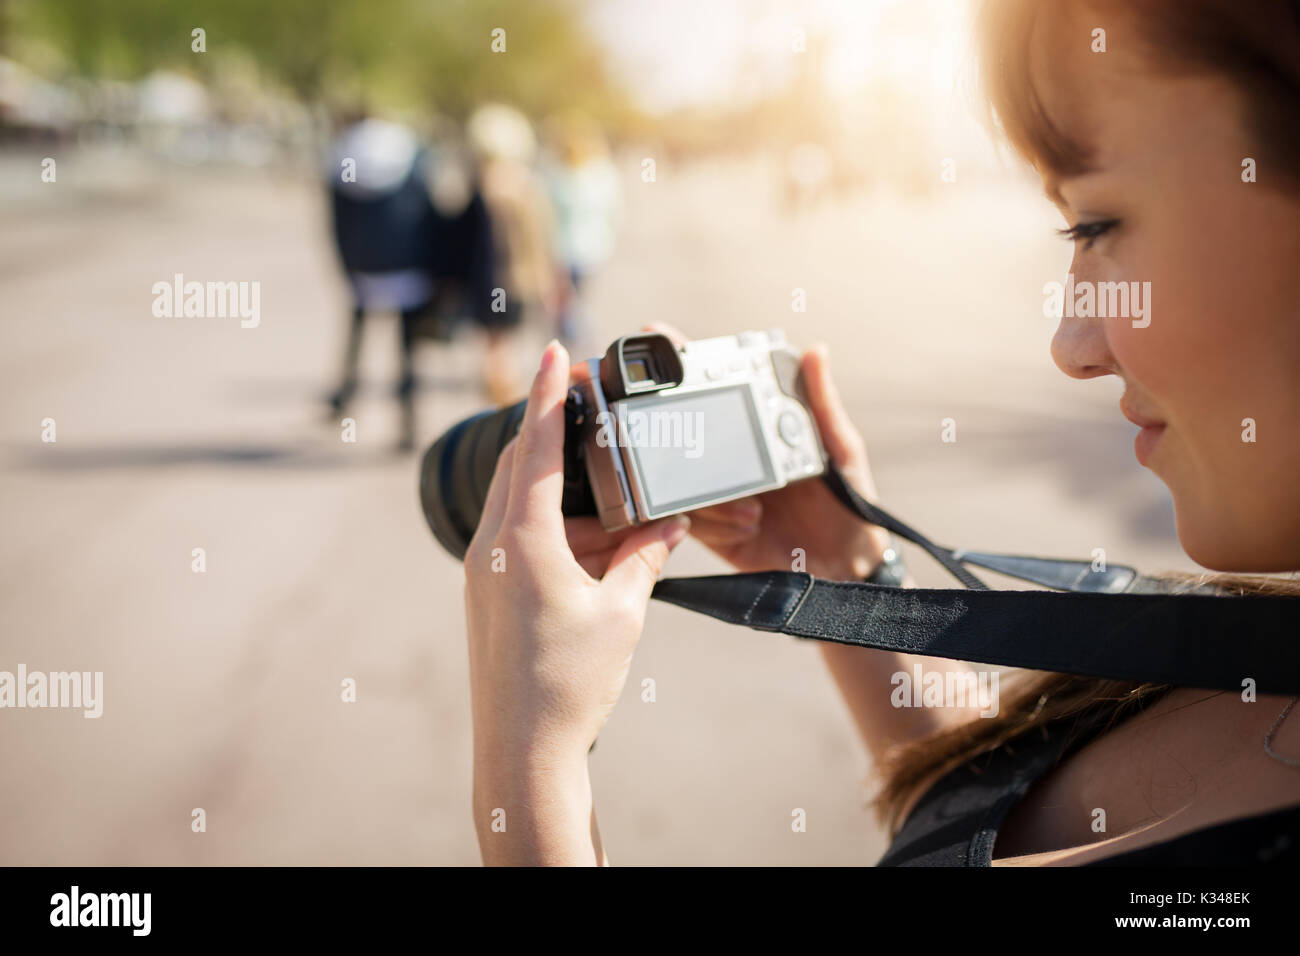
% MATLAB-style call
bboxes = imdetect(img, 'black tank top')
[878,708,1300,866]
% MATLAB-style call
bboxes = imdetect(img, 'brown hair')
[873,0,1300,836]
[977,0,1300,189]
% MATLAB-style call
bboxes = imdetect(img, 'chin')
[1174,503,1300,573]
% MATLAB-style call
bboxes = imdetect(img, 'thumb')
[801,344,869,474]
[601,515,691,600]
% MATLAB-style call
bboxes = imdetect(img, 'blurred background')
[0,0,1196,865]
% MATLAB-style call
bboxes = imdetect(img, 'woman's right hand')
[643,323,893,581]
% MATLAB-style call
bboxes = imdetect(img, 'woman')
[461,0,1300,865]
[462,104,563,406]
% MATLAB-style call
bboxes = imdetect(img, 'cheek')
[1106,191,1300,567]
[1105,264,1236,429]
[1109,189,1299,434]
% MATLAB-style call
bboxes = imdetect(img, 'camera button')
[778,410,805,445]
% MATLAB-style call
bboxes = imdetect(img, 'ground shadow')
[226,373,482,406]
[6,441,419,472]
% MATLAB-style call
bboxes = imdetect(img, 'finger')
[687,514,761,548]
[800,344,869,473]
[505,340,571,538]
[469,438,517,550]
[640,322,689,348]
[602,515,691,599]
[690,497,762,527]
[564,515,641,555]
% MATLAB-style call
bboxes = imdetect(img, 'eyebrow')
[1040,160,1106,209]
[1041,174,1067,207]
[996,64,1101,208]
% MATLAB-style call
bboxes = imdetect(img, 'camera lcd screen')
[622,384,775,515]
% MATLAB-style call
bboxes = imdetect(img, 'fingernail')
[538,339,565,373]
[663,515,691,547]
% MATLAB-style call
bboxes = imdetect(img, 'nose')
[1051,314,1119,379]
[1050,274,1121,380]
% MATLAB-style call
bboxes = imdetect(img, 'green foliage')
[10,0,630,123]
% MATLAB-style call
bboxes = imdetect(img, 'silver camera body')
[568,330,827,531]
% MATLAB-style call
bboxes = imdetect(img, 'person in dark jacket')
[327,114,444,451]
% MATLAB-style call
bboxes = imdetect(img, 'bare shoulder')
[992,689,1300,864]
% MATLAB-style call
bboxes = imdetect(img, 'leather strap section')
[652,572,813,631]
[951,550,1138,593]
[652,571,1300,695]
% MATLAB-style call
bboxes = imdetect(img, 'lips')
[1133,422,1166,466]
[1119,395,1167,466]
[1118,395,1164,430]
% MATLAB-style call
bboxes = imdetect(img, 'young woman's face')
[1029,7,1300,571]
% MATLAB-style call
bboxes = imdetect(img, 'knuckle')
[613,594,646,629]
[631,546,662,579]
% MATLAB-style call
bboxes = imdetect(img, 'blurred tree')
[10,0,634,128]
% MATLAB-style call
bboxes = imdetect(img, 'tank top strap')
[878,706,1117,867]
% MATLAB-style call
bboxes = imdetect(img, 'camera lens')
[419,401,527,560]
[419,394,596,560]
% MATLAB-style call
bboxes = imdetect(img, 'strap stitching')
[743,577,774,625]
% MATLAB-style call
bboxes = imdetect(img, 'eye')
[1057,218,1120,250]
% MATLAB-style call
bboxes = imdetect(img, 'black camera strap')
[650,462,1300,696]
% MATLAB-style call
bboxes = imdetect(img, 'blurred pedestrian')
[326,110,442,451]
[462,104,560,405]
[542,112,622,350]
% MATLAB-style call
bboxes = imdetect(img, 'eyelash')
[1057,218,1120,250]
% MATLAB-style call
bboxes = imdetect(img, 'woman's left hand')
[463,340,690,862]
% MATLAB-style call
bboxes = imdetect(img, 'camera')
[420,329,827,559]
